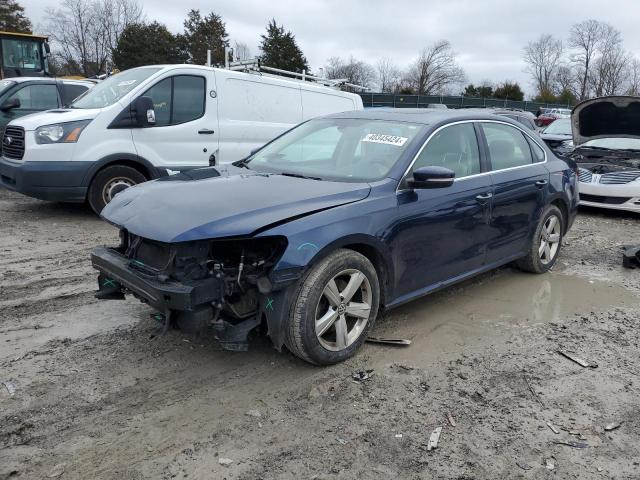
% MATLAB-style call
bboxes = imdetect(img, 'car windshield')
[246,118,423,182]
[543,118,571,135]
[71,67,161,109]
[580,137,640,151]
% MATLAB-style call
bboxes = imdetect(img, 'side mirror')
[133,96,155,127]
[0,98,20,111]
[44,42,51,55]
[407,166,455,189]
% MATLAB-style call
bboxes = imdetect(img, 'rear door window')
[482,122,533,170]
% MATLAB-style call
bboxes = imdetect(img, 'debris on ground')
[516,462,533,471]
[366,337,411,346]
[446,413,456,427]
[245,409,262,418]
[47,464,66,478]
[553,440,589,449]
[218,457,233,466]
[545,458,556,470]
[393,363,415,371]
[622,245,640,269]
[427,426,443,451]
[557,350,598,368]
[546,421,560,434]
[352,369,374,382]
[2,380,16,396]
[604,422,622,431]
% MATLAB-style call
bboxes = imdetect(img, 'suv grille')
[2,126,25,160]
[599,170,640,184]
[578,168,592,183]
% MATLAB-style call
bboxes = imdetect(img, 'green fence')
[358,93,572,113]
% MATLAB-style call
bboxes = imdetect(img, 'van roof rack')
[213,48,369,92]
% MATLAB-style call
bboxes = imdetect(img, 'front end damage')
[91,230,294,351]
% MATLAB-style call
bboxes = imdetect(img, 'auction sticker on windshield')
[362,133,408,147]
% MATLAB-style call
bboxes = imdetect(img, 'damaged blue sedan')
[92,109,578,365]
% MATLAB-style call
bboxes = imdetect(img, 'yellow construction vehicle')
[0,31,50,79]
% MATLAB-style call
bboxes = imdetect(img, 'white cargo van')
[0,64,363,212]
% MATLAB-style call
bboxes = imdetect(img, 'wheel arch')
[304,234,394,308]
[82,153,162,193]
[549,197,569,234]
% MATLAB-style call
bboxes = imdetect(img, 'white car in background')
[571,96,640,212]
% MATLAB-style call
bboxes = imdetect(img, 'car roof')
[323,107,519,126]
[1,77,93,86]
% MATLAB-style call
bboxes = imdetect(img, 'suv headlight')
[35,120,91,144]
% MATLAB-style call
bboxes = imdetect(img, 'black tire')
[87,165,147,214]
[285,249,380,365]
[516,205,564,274]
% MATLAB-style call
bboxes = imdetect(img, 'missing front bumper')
[91,246,225,312]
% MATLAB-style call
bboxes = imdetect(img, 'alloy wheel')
[539,214,561,265]
[314,269,372,351]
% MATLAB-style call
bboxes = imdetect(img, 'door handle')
[198,129,215,134]
[475,192,493,203]
[535,179,548,188]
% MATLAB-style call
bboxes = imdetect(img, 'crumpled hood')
[101,166,371,242]
[10,108,101,131]
[572,96,640,146]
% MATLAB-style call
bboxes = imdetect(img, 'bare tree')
[568,19,614,100]
[375,58,401,93]
[325,56,376,89]
[99,0,143,57]
[627,58,640,95]
[404,40,466,95]
[523,34,563,97]
[233,41,251,61]
[43,0,141,76]
[590,24,628,96]
[554,64,578,98]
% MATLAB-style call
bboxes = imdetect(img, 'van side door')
[131,69,218,172]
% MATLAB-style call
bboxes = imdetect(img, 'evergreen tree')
[0,0,32,33]
[113,22,188,70]
[493,81,524,101]
[463,84,478,96]
[182,9,228,66]
[260,19,309,73]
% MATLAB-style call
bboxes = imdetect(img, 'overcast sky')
[22,0,640,96]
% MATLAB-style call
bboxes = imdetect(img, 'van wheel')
[285,249,380,365]
[88,165,147,214]
[516,205,564,274]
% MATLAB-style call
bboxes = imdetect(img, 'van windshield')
[246,118,423,182]
[71,67,161,109]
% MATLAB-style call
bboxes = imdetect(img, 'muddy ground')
[1,187,639,480]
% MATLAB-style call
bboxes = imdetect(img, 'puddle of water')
[367,270,639,366]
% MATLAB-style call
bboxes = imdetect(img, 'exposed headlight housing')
[35,120,91,144]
